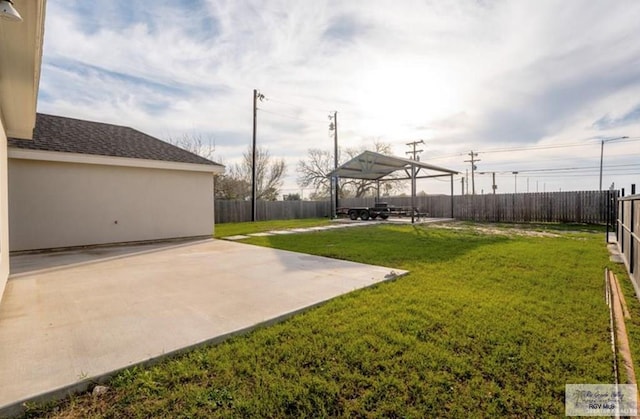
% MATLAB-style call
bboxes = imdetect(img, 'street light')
[479,171,497,194]
[512,171,518,193]
[599,136,628,191]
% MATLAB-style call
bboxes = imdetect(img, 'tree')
[215,175,249,200]
[166,133,216,160]
[283,193,301,201]
[222,146,286,201]
[166,134,285,201]
[167,132,235,198]
[297,139,403,199]
[243,146,286,201]
[308,190,330,201]
[296,148,334,198]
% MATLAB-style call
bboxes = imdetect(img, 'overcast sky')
[37,0,640,196]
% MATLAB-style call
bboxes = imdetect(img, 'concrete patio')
[0,239,407,417]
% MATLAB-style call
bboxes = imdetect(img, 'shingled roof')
[8,113,222,167]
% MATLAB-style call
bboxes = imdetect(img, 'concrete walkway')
[0,239,407,416]
[222,217,454,241]
[222,220,378,240]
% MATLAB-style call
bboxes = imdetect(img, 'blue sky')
[38,0,640,196]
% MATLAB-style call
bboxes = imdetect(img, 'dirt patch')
[433,222,561,238]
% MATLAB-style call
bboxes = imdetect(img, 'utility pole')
[464,151,480,195]
[251,89,265,222]
[406,140,424,161]
[599,136,628,191]
[461,177,465,195]
[329,111,339,216]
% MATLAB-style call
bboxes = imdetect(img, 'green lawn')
[28,222,619,418]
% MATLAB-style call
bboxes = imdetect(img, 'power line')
[494,168,640,176]
[607,137,640,144]
[477,153,640,167]
[258,108,328,124]
[262,95,334,114]
[495,172,640,178]
[425,138,640,161]
[513,163,639,173]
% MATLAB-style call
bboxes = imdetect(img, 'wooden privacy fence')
[451,191,607,223]
[341,191,607,223]
[215,190,610,224]
[617,194,639,290]
[215,200,331,224]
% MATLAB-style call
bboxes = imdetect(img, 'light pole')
[599,136,628,191]
[479,172,497,195]
[512,171,518,193]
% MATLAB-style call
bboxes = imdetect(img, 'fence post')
[606,190,610,242]
[621,200,625,254]
[631,198,635,274]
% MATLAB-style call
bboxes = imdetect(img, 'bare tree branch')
[166,133,216,160]
[296,148,333,197]
[232,146,287,201]
[297,140,403,199]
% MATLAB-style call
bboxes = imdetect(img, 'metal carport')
[328,150,459,223]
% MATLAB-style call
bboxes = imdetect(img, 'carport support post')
[333,111,339,216]
[411,163,416,223]
[450,174,454,218]
[331,177,337,218]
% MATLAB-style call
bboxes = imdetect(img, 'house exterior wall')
[0,118,10,298]
[8,158,214,251]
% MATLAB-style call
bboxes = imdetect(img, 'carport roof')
[329,150,458,180]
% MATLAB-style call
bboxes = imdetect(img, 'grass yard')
[28,222,619,418]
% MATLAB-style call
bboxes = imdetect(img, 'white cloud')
[37,0,640,195]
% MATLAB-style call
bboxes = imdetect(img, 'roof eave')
[8,148,225,174]
[0,1,47,140]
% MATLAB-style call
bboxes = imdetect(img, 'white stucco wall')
[0,118,10,298]
[8,158,215,251]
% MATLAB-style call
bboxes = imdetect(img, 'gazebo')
[328,150,459,223]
